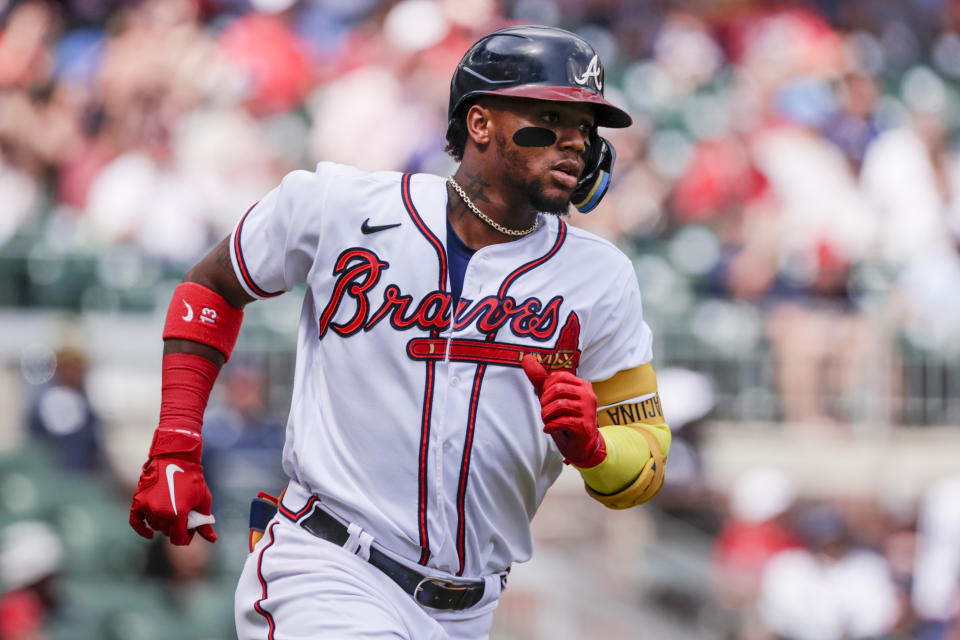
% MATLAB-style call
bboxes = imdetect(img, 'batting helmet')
[448,25,631,212]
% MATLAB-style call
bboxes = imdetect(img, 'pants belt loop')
[356,530,374,561]
[343,522,375,561]
[344,522,363,555]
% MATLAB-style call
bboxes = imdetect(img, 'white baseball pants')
[234,512,500,639]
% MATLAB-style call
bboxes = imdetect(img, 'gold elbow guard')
[584,426,666,509]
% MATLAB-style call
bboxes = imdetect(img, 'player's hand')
[129,428,217,545]
[521,354,606,468]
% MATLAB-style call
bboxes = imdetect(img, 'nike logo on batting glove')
[166,463,184,515]
[130,457,217,545]
[166,463,216,529]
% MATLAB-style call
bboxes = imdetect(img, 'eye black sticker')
[512,127,557,147]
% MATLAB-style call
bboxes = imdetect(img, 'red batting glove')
[521,354,607,468]
[129,427,217,545]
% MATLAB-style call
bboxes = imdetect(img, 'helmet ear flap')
[572,133,616,213]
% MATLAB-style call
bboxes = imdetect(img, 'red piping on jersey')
[400,175,447,301]
[454,361,487,576]
[254,520,279,639]
[401,173,448,565]
[416,362,437,566]
[278,495,318,522]
[454,220,568,576]
[234,202,284,299]
[496,222,568,298]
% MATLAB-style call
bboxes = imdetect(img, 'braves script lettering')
[318,248,563,341]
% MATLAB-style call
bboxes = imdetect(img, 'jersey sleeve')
[576,255,669,510]
[230,165,334,299]
[577,257,654,385]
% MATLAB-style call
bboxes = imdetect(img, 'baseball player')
[129,25,671,639]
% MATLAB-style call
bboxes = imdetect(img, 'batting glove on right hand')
[129,427,217,545]
[522,355,607,468]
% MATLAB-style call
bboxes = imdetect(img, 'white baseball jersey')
[229,161,653,580]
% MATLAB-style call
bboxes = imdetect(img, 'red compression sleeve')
[158,353,220,435]
[163,282,244,361]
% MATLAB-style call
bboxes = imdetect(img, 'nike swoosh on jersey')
[182,300,194,322]
[166,463,184,515]
[361,219,401,234]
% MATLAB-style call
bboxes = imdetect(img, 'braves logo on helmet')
[573,54,603,91]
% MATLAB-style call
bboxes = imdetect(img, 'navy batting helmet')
[448,25,631,212]
[448,25,632,129]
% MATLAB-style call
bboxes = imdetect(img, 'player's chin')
[530,184,572,215]
[534,174,575,214]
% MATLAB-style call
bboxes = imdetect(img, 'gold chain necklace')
[447,177,539,237]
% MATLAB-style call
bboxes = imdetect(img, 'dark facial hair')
[495,131,570,215]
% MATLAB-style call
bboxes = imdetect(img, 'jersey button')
[450,376,460,387]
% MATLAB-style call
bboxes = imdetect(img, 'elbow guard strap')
[163,282,244,361]
[584,425,667,509]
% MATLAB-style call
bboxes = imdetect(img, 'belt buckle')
[413,576,468,609]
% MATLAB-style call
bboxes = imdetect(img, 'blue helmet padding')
[575,170,610,213]
[572,134,616,213]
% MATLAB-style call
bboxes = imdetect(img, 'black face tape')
[512,127,557,147]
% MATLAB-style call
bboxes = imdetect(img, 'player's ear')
[464,103,493,147]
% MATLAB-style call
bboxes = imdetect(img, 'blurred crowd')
[1,349,285,639]
[653,373,960,640]
[3,0,960,638]
[680,466,960,640]
[2,0,960,423]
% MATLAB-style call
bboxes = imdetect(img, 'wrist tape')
[162,282,244,361]
[149,426,203,461]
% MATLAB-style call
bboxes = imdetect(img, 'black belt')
[296,505,486,611]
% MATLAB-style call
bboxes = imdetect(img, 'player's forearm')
[129,242,250,545]
[157,237,252,431]
[576,423,671,494]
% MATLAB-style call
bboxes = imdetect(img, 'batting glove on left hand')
[522,354,607,468]
[129,428,217,545]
